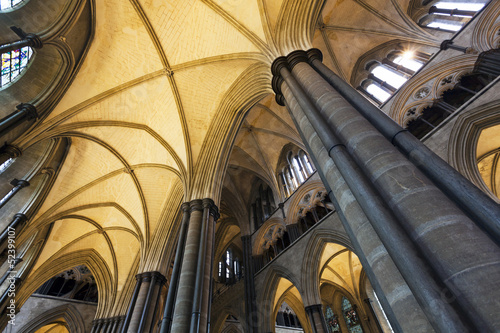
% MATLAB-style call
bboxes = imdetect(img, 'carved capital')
[286,50,308,70]
[307,48,323,63]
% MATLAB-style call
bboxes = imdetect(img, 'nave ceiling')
[2,0,447,317]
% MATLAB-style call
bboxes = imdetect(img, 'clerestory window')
[363,51,425,103]
[421,1,488,32]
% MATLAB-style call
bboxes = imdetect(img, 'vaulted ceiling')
[7,0,446,317]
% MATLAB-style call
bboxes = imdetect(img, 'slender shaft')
[160,203,190,333]
[307,50,500,245]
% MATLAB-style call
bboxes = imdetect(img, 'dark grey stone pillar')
[171,199,218,333]
[305,304,328,333]
[274,59,467,332]
[0,179,30,210]
[160,203,191,333]
[0,213,27,250]
[0,27,42,54]
[307,48,500,244]
[281,50,500,332]
[137,272,166,332]
[279,73,431,333]
[242,236,258,333]
[121,274,143,333]
[0,104,38,137]
[0,145,21,168]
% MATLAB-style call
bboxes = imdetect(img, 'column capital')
[26,33,43,49]
[307,48,323,63]
[0,145,22,158]
[181,202,191,212]
[16,103,38,120]
[189,199,204,212]
[287,50,309,70]
[305,304,324,313]
[271,56,289,76]
[10,179,30,188]
[13,213,27,223]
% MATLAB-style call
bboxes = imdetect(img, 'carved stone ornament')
[414,87,430,99]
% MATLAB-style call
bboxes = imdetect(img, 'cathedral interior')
[0,0,499,332]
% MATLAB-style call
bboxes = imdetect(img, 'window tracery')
[325,306,342,332]
[1,47,34,88]
[278,147,315,198]
[361,51,426,103]
[217,247,242,284]
[341,297,363,333]
[419,1,488,32]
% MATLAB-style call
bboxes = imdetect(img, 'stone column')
[0,104,38,137]
[0,214,27,250]
[305,304,328,333]
[274,62,464,332]
[121,274,143,332]
[0,179,30,210]
[0,145,21,168]
[171,199,218,333]
[191,199,218,333]
[160,203,190,333]
[242,236,258,333]
[0,28,42,54]
[307,48,500,244]
[286,223,300,242]
[278,74,433,332]
[202,202,218,333]
[278,50,500,332]
[137,272,166,332]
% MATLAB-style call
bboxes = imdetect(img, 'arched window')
[1,47,34,88]
[217,247,242,284]
[325,306,342,332]
[362,51,425,103]
[278,147,315,198]
[420,1,488,32]
[342,297,363,333]
[0,0,26,11]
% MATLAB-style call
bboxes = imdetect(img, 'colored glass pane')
[325,306,342,332]
[342,297,364,333]
[0,47,33,88]
[0,0,24,11]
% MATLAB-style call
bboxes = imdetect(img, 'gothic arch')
[257,265,304,332]
[17,304,86,333]
[16,249,114,318]
[285,180,329,224]
[300,229,353,306]
[448,99,500,201]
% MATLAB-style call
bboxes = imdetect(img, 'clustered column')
[272,49,500,332]
[121,271,166,333]
[91,316,125,333]
[169,198,219,333]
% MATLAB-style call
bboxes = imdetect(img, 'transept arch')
[16,304,85,333]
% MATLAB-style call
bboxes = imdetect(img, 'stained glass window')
[342,297,363,333]
[325,306,342,332]
[0,0,25,11]
[1,47,33,88]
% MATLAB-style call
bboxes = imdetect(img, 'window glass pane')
[366,84,391,102]
[427,21,462,31]
[372,66,407,88]
[292,157,305,183]
[1,46,34,88]
[435,2,485,11]
[394,56,423,72]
